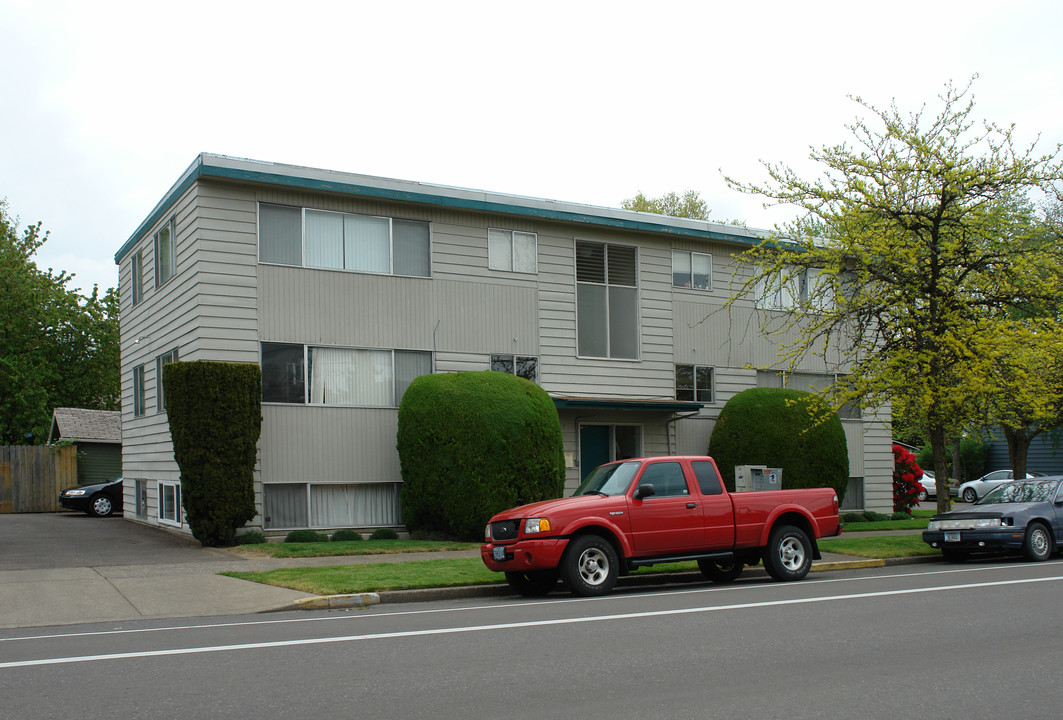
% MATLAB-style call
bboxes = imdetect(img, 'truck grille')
[490,519,519,541]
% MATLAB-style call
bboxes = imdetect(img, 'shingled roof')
[48,408,122,444]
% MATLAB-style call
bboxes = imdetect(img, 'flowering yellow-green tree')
[725,80,1063,513]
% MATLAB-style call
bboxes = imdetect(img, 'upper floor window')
[756,266,834,311]
[491,354,538,382]
[261,342,431,406]
[154,217,176,288]
[757,370,861,419]
[132,365,145,417]
[672,250,711,290]
[259,203,430,278]
[676,364,714,402]
[156,349,178,412]
[131,250,143,305]
[488,229,537,273]
[575,241,639,359]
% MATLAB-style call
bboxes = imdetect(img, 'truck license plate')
[493,546,506,561]
[944,531,961,543]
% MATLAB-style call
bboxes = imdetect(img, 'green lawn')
[225,533,937,595]
[235,539,480,558]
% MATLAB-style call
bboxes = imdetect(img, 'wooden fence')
[0,445,77,513]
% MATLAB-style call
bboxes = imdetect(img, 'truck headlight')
[524,518,551,534]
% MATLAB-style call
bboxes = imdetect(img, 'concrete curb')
[277,555,940,611]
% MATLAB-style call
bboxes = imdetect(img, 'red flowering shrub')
[893,444,924,513]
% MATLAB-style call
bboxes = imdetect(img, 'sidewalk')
[0,534,933,630]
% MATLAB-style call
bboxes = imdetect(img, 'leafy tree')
[725,80,1063,513]
[0,200,120,444]
[397,371,565,541]
[164,361,261,546]
[622,190,710,220]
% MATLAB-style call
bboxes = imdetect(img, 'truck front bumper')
[481,537,569,573]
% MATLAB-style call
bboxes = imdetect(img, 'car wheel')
[1022,522,1053,562]
[559,535,619,597]
[917,489,928,502]
[962,487,977,503]
[763,525,812,581]
[504,570,558,597]
[698,557,744,583]
[941,548,969,563]
[89,493,114,518]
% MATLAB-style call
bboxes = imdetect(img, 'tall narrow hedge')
[708,387,849,499]
[164,361,262,546]
[397,371,565,541]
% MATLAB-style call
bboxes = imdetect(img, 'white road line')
[0,560,1053,644]
[4,574,1061,669]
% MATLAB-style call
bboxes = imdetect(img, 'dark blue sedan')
[58,477,124,517]
[923,476,1063,562]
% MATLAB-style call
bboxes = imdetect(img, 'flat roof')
[116,153,768,264]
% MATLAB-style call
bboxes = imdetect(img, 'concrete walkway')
[0,514,931,630]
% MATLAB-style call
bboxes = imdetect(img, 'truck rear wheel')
[763,525,812,581]
[559,535,619,597]
[505,570,558,597]
[697,558,743,583]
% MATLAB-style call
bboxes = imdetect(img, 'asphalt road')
[4,557,1063,719]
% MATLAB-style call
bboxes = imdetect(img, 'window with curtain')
[488,229,537,273]
[154,217,176,287]
[259,203,430,277]
[672,250,712,290]
[576,241,638,359]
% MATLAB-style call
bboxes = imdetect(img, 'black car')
[923,476,1063,562]
[58,477,124,517]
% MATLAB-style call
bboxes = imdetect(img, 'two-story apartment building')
[114,154,891,535]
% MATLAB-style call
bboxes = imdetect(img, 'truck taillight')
[833,494,839,513]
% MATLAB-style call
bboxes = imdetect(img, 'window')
[159,480,182,525]
[672,250,711,290]
[756,370,861,419]
[133,365,145,417]
[488,229,537,273]
[135,479,148,518]
[756,266,834,311]
[676,365,714,402]
[131,250,143,305]
[263,482,402,529]
[156,349,178,412]
[637,462,689,497]
[260,343,431,406]
[491,354,538,382]
[259,203,430,277]
[154,217,176,288]
[575,241,639,359]
[692,461,723,495]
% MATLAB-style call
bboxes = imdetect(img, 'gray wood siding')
[260,406,400,485]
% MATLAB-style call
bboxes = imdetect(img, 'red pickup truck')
[481,455,842,597]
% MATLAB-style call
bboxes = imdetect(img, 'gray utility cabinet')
[734,465,783,492]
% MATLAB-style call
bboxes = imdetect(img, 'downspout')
[665,411,703,455]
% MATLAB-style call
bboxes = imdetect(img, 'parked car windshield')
[978,479,1060,505]
[575,461,642,496]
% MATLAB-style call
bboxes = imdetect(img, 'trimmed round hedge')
[397,371,565,541]
[708,387,849,499]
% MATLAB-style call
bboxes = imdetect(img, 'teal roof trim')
[116,155,766,264]
[551,396,704,413]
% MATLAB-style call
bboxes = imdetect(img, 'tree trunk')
[1003,426,1033,480]
[930,425,951,514]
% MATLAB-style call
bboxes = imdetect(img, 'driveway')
[0,511,234,571]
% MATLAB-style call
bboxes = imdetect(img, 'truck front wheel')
[763,525,812,581]
[559,535,619,596]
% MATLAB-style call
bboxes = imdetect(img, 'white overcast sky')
[2,0,1061,295]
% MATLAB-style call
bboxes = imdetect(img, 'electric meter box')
[734,465,783,492]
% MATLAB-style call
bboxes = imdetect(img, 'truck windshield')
[574,461,642,497]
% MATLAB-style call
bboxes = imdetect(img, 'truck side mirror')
[634,484,656,500]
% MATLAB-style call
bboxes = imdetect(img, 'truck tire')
[697,558,743,584]
[763,525,812,581]
[559,535,619,597]
[505,570,559,597]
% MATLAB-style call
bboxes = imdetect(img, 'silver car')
[957,470,1039,503]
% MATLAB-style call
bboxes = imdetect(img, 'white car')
[917,471,957,501]
[957,470,1039,503]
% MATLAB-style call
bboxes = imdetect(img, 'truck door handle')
[686,503,697,509]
